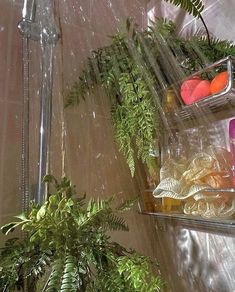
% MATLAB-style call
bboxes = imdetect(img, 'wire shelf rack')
[140,56,235,227]
[173,56,235,121]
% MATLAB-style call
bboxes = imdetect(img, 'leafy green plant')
[66,31,161,178]
[163,0,212,45]
[164,0,204,17]
[66,17,235,178]
[147,19,235,74]
[0,175,163,292]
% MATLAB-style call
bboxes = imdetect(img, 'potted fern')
[0,175,163,291]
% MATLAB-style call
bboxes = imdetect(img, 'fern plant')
[66,31,161,178]
[164,0,204,17]
[163,0,211,45]
[66,14,235,178]
[152,20,235,73]
[0,175,163,292]
[112,67,158,177]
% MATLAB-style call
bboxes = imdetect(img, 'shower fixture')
[18,0,60,207]
[18,0,40,41]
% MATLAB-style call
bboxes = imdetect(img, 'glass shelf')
[204,188,235,193]
[145,188,235,193]
[140,211,235,233]
[140,186,235,229]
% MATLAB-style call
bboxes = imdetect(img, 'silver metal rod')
[36,0,59,204]
[22,0,36,22]
[36,45,54,203]
[19,0,37,215]
[19,0,59,205]
[18,0,40,41]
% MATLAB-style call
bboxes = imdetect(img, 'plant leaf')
[1,221,24,235]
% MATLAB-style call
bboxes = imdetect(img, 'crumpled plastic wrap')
[153,146,234,218]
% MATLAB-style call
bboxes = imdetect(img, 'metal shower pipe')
[18,0,40,40]
[18,0,38,214]
[22,0,36,22]
[18,0,59,206]
[36,0,59,204]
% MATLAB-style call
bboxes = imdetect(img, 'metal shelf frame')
[175,56,235,121]
[140,56,235,228]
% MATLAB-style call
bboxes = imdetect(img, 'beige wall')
[0,0,23,241]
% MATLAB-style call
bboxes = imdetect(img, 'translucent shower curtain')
[148,1,235,291]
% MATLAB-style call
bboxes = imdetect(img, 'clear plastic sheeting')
[154,222,235,291]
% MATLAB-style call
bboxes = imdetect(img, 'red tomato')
[181,77,211,105]
[210,71,228,94]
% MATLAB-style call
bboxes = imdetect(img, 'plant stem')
[42,272,51,292]
[199,15,211,47]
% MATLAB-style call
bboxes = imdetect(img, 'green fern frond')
[60,255,78,292]
[175,34,235,72]
[75,197,114,230]
[126,150,135,177]
[46,254,78,292]
[65,82,80,107]
[164,0,204,17]
[105,214,129,232]
[86,268,125,292]
[27,250,52,279]
[116,198,137,212]
[193,36,235,61]
[0,243,24,290]
[0,177,163,292]
[117,253,164,292]
[46,258,64,292]
[148,18,176,38]
[86,198,110,218]
[112,69,156,177]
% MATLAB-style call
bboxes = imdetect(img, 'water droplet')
[96,153,101,159]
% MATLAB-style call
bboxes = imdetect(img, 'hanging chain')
[21,36,30,215]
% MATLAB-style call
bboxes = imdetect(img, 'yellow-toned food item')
[162,198,181,213]
[203,172,232,189]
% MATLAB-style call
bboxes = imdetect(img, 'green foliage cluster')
[66,15,235,177]
[66,31,160,178]
[148,19,235,75]
[112,67,157,177]
[164,0,204,17]
[0,175,163,292]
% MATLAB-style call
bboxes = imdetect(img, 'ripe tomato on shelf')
[210,71,228,94]
[180,76,211,105]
